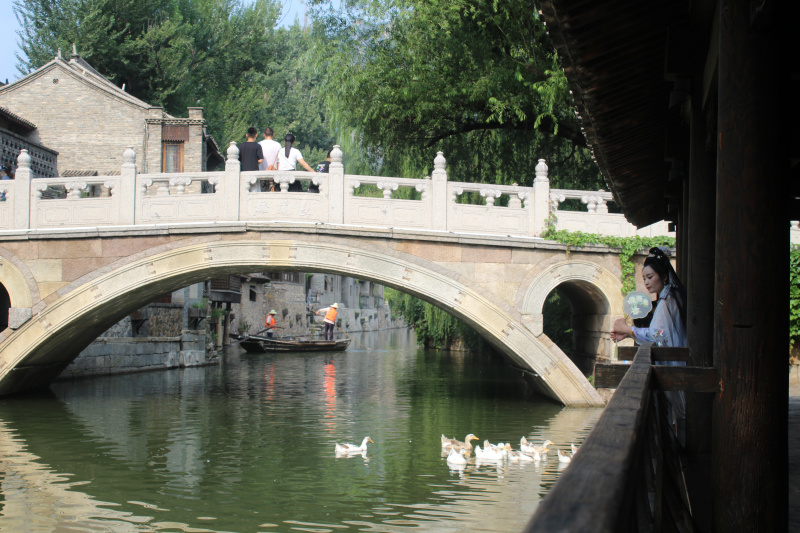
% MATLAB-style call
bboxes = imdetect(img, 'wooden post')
[713,1,788,529]
[682,63,717,532]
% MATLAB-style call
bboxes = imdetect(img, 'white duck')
[446,448,468,465]
[521,439,554,456]
[557,449,572,464]
[474,444,504,461]
[335,436,374,455]
[441,434,478,452]
[571,442,579,456]
[505,444,534,462]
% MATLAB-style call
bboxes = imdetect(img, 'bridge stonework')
[0,225,640,406]
[0,146,665,406]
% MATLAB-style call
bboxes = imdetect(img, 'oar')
[332,323,370,350]
[245,325,283,338]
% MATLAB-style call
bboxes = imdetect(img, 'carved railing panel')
[1,146,675,238]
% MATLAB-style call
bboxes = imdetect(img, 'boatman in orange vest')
[265,309,277,338]
[316,303,338,340]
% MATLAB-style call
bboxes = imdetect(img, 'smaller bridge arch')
[522,260,623,368]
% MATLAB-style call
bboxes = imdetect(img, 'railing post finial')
[122,146,136,169]
[535,158,549,183]
[434,151,446,172]
[227,141,240,162]
[17,149,31,170]
[331,145,343,169]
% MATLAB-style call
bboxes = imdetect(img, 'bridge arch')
[0,249,37,309]
[521,260,623,368]
[0,239,603,406]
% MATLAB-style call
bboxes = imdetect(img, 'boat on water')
[233,334,350,353]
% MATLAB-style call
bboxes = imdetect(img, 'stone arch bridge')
[0,146,672,406]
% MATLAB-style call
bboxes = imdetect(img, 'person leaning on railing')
[610,246,687,446]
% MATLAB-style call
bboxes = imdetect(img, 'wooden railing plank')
[651,347,690,362]
[526,345,654,532]
[595,363,717,393]
[652,366,718,393]
[595,362,630,388]
[619,346,690,362]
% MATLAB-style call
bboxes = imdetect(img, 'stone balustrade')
[1,145,673,239]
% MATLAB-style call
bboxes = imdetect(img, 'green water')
[0,329,600,532]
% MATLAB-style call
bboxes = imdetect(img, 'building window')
[250,287,257,302]
[163,142,183,173]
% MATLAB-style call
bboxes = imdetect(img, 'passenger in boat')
[610,246,687,446]
[265,309,277,338]
[315,303,339,341]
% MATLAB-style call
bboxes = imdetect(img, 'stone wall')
[263,281,308,337]
[231,279,268,336]
[146,303,184,337]
[58,330,213,379]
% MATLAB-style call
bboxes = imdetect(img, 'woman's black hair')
[644,247,687,325]
[284,134,295,158]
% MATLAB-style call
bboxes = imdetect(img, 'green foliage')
[542,290,572,355]
[385,287,489,351]
[790,245,800,354]
[310,0,603,189]
[14,0,335,161]
[541,227,676,294]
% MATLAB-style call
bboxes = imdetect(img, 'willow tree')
[310,0,602,188]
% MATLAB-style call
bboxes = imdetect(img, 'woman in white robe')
[611,247,686,445]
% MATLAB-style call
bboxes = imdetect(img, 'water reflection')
[0,329,601,532]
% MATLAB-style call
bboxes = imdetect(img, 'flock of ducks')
[441,434,579,467]
[332,434,580,468]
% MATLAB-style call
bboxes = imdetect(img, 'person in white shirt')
[259,127,282,171]
[254,127,282,192]
[278,134,315,172]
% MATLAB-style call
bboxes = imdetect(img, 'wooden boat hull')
[236,335,350,353]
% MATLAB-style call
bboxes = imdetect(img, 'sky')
[0,0,311,85]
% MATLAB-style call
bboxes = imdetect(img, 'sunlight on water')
[0,329,601,532]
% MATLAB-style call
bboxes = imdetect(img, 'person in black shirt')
[309,149,332,193]
[238,127,263,171]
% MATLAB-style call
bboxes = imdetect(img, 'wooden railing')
[526,345,716,532]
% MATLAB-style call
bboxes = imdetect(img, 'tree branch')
[421,115,587,149]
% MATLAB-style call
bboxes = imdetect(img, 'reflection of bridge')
[0,145,671,406]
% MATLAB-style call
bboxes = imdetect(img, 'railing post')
[328,145,344,224]
[120,146,136,225]
[225,142,242,220]
[14,149,31,230]
[532,158,549,236]
[431,151,447,231]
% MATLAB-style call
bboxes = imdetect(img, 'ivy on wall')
[790,245,800,357]
[541,227,676,294]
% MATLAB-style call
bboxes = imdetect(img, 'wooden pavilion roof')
[537,0,700,228]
